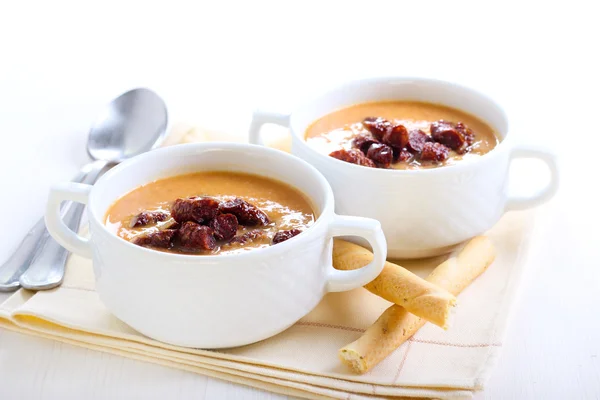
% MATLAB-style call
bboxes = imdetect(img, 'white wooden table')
[1,2,598,398]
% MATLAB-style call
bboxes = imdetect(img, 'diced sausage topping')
[329,149,376,168]
[130,211,169,228]
[362,117,393,139]
[227,229,267,246]
[396,148,413,163]
[456,122,475,148]
[406,129,432,154]
[210,213,239,241]
[420,142,449,162]
[352,134,380,154]
[366,143,393,168]
[178,221,217,251]
[272,229,302,244]
[132,229,177,249]
[324,117,479,169]
[131,196,289,253]
[171,197,220,224]
[382,124,409,149]
[219,198,270,226]
[430,120,465,151]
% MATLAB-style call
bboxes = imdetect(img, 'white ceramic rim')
[87,142,335,262]
[290,76,511,175]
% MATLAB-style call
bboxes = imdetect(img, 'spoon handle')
[0,161,108,292]
[19,160,109,291]
[0,217,47,291]
[17,201,85,290]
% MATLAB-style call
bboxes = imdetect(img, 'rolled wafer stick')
[333,240,457,329]
[338,236,496,374]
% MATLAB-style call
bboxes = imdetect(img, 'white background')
[0,1,599,399]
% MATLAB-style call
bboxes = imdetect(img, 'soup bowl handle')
[505,144,560,211]
[248,109,291,146]
[45,182,93,258]
[325,215,387,292]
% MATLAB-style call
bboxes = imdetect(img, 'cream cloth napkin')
[0,123,537,399]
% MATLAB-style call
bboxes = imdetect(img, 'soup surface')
[105,171,316,255]
[305,101,500,169]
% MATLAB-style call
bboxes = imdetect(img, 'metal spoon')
[0,88,168,292]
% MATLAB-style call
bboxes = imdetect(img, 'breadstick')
[338,236,496,374]
[333,240,456,329]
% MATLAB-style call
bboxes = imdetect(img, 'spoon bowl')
[87,88,168,163]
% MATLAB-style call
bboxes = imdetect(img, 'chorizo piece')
[455,121,475,151]
[210,213,239,241]
[406,129,432,154]
[329,149,376,168]
[228,229,267,245]
[366,143,393,168]
[171,197,221,224]
[382,124,409,149]
[130,211,169,228]
[420,142,449,162]
[352,134,380,154]
[362,117,393,140]
[272,229,302,244]
[396,148,413,163]
[219,198,270,226]
[430,120,465,151]
[132,229,176,249]
[178,221,217,250]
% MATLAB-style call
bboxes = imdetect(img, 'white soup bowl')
[249,77,559,258]
[45,143,387,348]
